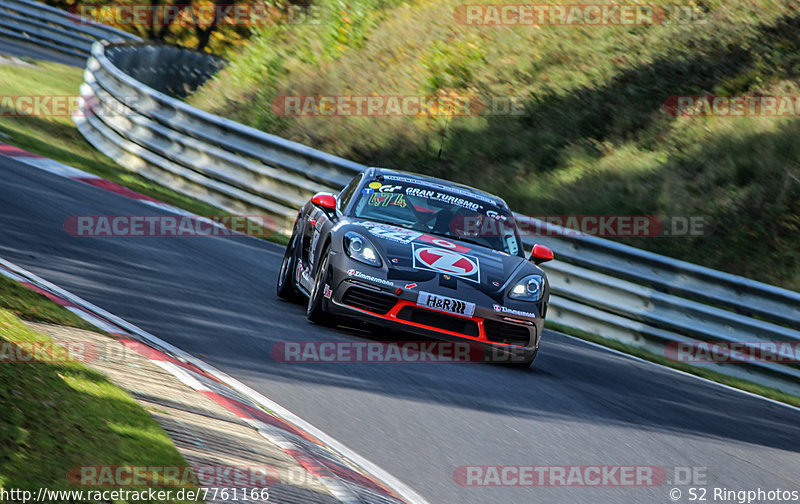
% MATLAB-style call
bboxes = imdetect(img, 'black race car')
[276,168,554,366]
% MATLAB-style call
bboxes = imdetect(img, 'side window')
[337,174,362,213]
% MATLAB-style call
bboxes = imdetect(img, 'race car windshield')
[352,179,523,256]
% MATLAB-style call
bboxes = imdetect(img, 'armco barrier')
[0,0,138,57]
[76,40,362,233]
[2,4,799,397]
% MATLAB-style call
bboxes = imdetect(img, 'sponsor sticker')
[309,229,321,267]
[346,269,394,287]
[356,221,423,244]
[412,244,481,283]
[323,284,333,299]
[493,304,537,318]
[417,234,471,253]
[418,291,476,317]
[486,210,508,222]
[298,269,313,291]
[405,187,483,212]
[368,192,408,208]
[382,175,498,205]
[506,235,520,255]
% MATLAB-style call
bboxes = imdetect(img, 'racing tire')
[306,250,336,326]
[276,231,302,302]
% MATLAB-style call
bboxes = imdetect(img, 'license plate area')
[417,291,476,317]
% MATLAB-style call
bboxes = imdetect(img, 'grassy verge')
[547,321,800,408]
[190,0,800,291]
[0,274,96,331]
[0,308,197,502]
[0,264,198,501]
[0,58,288,245]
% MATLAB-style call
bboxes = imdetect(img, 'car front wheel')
[306,250,336,326]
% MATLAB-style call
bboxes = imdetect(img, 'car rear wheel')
[276,232,302,302]
[307,250,336,326]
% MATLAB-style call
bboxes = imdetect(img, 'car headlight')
[344,231,382,267]
[508,274,545,302]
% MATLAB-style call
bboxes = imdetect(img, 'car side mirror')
[529,244,554,264]
[311,192,337,218]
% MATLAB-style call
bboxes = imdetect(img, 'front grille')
[484,319,531,346]
[342,287,397,315]
[396,306,480,337]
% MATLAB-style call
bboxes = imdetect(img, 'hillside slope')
[189,0,800,291]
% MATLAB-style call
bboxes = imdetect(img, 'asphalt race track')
[2,152,799,503]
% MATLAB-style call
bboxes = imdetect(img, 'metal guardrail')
[0,0,138,57]
[76,40,363,232]
[2,3,799,397]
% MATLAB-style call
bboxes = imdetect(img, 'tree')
[54,0,317,53]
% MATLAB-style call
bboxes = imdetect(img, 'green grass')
[0,275,96,331]
[0,310,197,502]
[547,321,800,408]
[189,0,800,291]
[0,260,198,501]
[0,59,288,244]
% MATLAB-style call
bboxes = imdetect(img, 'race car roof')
[365,167,509,210]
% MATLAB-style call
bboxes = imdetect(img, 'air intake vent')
[484,319,531,346]
[342,287,396,315]
[396,306,479,337]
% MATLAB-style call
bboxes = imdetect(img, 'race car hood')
[342,220,534,297]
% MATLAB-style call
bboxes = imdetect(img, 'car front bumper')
[324,253,545,360]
